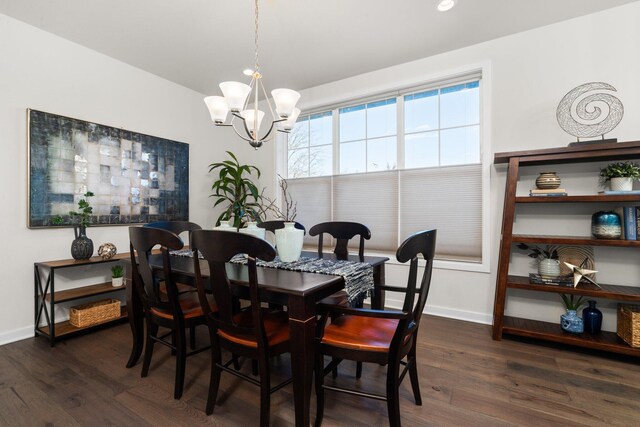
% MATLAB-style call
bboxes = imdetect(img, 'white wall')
[263,3,640,328]
[0,13,264,344]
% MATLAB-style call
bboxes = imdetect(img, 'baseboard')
[383,297,492,325]
[0,326,34,346]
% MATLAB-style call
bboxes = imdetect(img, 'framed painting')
[28,109,189,228]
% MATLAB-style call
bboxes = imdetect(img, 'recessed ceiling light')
[437,0,456,12]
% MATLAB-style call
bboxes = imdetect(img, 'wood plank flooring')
[1,315,639,426]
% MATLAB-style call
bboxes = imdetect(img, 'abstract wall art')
[28,109,189,228]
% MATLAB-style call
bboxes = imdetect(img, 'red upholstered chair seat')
[218,309,290,348]
[321,315,399,352]
[150,294,216,321]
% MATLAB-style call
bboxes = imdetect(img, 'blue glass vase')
[582,300,602,334]
[561,309,584,334]
[591,211,622,239]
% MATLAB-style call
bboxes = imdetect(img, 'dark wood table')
[125,250,388,426]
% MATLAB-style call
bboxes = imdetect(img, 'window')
[285,75,483,264]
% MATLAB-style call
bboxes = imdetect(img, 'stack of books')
[529,273,574,286]
[529,188,567,197]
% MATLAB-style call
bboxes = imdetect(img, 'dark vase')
[591,211,622,239]
[71,226,94,260]
[582,300,603,334]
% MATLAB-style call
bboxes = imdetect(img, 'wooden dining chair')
[257,220,306,236]
[144,220,203,348]
[128,226,212,400]
[309,221,371,261]
[314,229,437,427]
[191,230,292,426]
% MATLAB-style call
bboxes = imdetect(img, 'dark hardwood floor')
[1,315,639,426]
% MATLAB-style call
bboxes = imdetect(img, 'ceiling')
[0,0,636,95]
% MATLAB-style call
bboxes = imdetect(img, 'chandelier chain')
[254,0,260,72]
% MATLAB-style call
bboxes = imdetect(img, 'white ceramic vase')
[239,221,266,240]
[610,177,633,192]
[112,277,124,288]
[538,258,561,279]
[213,220,236,232]
[275,222,304,262]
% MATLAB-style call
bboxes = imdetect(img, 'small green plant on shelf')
[599,161,640,183]
[560,294,587,311]
[111,265,124,278]
[516,243,558,260]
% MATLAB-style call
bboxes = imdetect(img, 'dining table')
[124,250,388,426]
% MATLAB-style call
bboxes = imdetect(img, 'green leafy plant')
[516,243,558,260]
[599,161,640,183]
[69,191,95,227]
[111,265,124,278]
[560,294,586,311]
[209,151,263,228]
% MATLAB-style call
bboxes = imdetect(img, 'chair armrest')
[317,303,407,320]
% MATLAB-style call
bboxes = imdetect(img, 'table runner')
[170,250,374,306]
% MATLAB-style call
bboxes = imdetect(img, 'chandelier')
[204,0,301,148]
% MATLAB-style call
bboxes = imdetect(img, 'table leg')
[288,299,315,427]
[126,275,144,368]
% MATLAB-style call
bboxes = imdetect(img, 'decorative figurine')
[563,261,600,289]
[98,243,117,260]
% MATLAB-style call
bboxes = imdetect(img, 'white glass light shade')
[219,81,251,112]
[271,88,301,118]
[437,0,456,12]
[240,109,265,135]
[281,108,301,131]
[204,96,229,124]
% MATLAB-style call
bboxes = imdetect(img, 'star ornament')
[563,261,600,289]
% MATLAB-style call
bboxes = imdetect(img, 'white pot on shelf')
[213,219,236,232]
[538,258,560,279]
[112,277,124,288]
[275,222,304,262]
[610,177,633,192]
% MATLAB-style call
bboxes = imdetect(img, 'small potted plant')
[560,294,586,334]
[599,161,640,192]
[516,243,560,279]
[111,265,124,287]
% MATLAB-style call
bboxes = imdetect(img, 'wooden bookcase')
[493,141,640,357]
[34,253,129,346]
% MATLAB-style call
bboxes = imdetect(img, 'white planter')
[275,222,304,262]
[239,221,266,240]
[538,258,560,279]
[213,220,236,232]
[112,277,124,287]
[610,177,633,192]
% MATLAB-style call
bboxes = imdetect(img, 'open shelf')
[512,234,640,247]
[502,316,640,357]
[46,282,125,303]
[506,275,640,301]
[516,194,640,203]
[37,307,127,338]
[36,252,129,269]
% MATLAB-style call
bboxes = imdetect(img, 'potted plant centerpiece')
[53,191,95,260]
[560,294,586,334]
[209,151,264,229]
[600,161,640,192]
[111,265,124,287]
[263,176,303,262]
[516,243,560,279]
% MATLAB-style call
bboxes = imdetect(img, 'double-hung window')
[285,74,484,265]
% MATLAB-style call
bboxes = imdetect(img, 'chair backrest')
[395,229,437,343]
[144,221,202,246]
[191,230,277,349]
[308,221,371,260]
[129,226,185,320]
[257,220,306,236]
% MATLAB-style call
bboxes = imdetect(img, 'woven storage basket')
[69,299,121,328]
[617,304,640,348]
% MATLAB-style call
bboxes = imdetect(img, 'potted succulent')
[516,243,560,279]
[209,151,264,229]
[599,161,640,192]
[111,265,124,287]
[560,294,586,334]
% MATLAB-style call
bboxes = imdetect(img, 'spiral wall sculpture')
[556,82,624,139]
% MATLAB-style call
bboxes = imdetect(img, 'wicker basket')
[617,304,640,348]
[69,299,121,328]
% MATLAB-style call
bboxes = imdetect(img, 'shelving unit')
[493,140,640,357]
[34,252,129,346]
